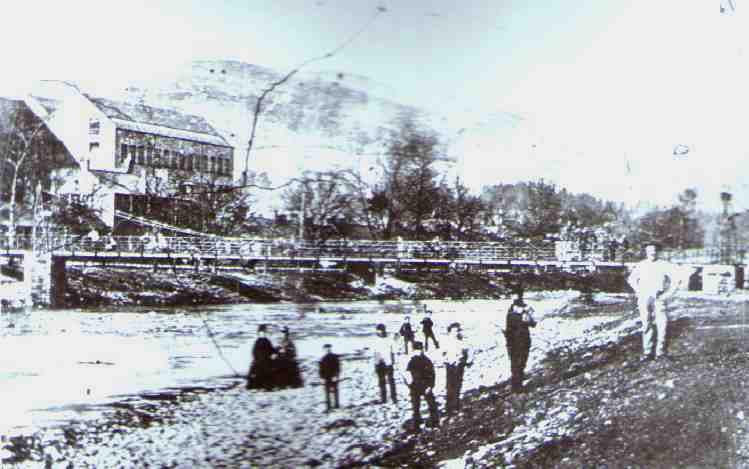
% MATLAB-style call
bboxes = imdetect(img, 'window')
[137,146,145,165]
[120,144,128,164]
[153,148,161,167]
[145,146,153,166]
[89,119,100,135]
[163,149,171,168]
[186,154,193,172]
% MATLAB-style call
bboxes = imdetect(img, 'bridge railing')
[20,235,735,264]
[17,235,560,262]
[9,234,749,266]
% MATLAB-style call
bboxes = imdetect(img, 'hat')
[282,326,289,334]
[413,341,424,351]
[323,343,332,349]
[447,322,461,333]
[376,323,386,332]
[257,324,268,333]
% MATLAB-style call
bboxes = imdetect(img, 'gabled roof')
[31,96,60,115]
[87,97,232,148]
[0,97,25,113]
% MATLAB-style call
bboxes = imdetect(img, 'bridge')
[0,233,740,308]
[0,235,624,269]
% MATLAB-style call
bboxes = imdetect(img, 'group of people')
[245,300,536,434]
[245,243,680,434]
[362,318,474,432]
[397,305,440,353]
[246,324,304,391]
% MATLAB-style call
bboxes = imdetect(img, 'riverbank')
[3,292,748,467]
[63,266,628,307]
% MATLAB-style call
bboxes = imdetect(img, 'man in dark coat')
[275,326,304,389]
[420,305,440,351]
[504,293,537,393]
[247,324,276,391]
[399,316,416,354]
[319,343,341,411]
[403,341,439,433]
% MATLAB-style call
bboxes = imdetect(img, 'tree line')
[274,120,708,251]
[0,100,710,251]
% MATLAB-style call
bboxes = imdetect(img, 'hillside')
[118,60,457,213]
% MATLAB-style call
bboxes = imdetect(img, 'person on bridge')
[504,292,536,393]
[319,343,341,411]
[627,244,681,362]
[399,316,416,354]
[403,341,440,433]
[372,323,398,404]
[420,305,440,351]
[274,326,304,389]
[247,324,277,391]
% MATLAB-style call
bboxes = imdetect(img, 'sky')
[2,0,748,211]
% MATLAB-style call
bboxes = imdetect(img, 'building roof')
[31,96,60,115]
[88,97,231,148]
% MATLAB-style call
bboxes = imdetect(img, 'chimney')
[721,192,733,217]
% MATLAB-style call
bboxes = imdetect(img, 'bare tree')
[367,120,448,239]
[0,101,59,245]
[437,176,485,241]
[282,170,358,241]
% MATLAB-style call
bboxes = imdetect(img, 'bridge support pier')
[22,250,54,307]
[51,257,66,308]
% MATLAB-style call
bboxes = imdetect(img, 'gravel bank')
[2,292,636,468]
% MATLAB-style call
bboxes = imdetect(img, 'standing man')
[627,244,679,361]
[399,316,416,354]
[420,305,440,351]
[403,341,440,433]
[247,324,276,391]
[504,292,537,393]
[372,323,398,404]
[319,343,341,411]
[442,322,472,418]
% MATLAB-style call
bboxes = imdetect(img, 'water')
[0,294,582,435]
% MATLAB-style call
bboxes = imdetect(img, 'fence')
[3,235,740,265]
[0,236,557,262]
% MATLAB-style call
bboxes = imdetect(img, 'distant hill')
[117,59,456,212]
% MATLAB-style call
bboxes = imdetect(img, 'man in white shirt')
[442,322,472,417]
[627,244,680,361]
[372,323,398,404]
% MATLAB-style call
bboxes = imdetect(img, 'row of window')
[119,143,233,176]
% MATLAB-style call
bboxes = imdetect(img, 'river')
[0,292,614,439]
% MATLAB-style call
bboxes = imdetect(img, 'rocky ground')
[5,292,749,468]
[373,294,749,468]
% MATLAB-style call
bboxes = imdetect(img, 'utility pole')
[298,187,306,240]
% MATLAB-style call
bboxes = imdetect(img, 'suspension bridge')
[0,210,742,308]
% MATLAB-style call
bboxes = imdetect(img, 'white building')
[25,81,235,232]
